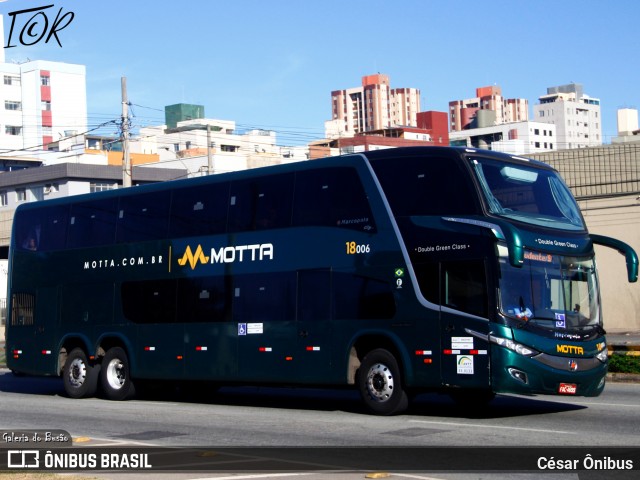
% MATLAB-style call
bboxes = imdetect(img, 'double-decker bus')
[5,147,637,415]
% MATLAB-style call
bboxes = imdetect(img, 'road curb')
[606,372,640,383]
[608,345,640,356]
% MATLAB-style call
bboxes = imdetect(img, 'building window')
[41,75,50,86]
[5,101,22,111]
[6,126,22,136]
[16,189,27,202]
[4,75,20,86]
[90,182,116,193]
[0,191,7,206]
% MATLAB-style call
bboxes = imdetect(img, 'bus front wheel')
[357,348,408,415]
[100,347,135,400]
[63,348,99,399]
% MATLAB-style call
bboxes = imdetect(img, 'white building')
[612,108,640,144]
[138,117,309,177]
[533,83,602,150]
[449,120,557,155]
[0,15,86,154]
[0,58,87,153]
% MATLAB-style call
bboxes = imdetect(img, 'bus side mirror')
[442,216,524,268]
[497,222,524,268]
[591,234,639,283]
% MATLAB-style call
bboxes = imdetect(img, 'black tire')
[100,347,135,400]
[63,348,99,399]
[357,348,408,415]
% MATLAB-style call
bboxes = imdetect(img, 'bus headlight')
[489,335,539,357]
[596,349,608,363]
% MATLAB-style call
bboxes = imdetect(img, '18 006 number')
[346,242,371,254]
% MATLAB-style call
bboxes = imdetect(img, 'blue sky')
[1,0,638,146]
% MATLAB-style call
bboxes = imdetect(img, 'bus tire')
[357,348,408,415]
[63,348,99,399]
[100,347,135,400]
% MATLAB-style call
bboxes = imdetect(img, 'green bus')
[5,146,638,415]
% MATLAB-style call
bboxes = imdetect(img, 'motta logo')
[177,245,209,270]
[177,243,274,270]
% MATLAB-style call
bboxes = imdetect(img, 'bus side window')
[333,273,395,320]
[442,260,488,318]
[233,273,296,322]
[228,174,294,232]
[117,191,171,242]
[371,155,480,217]
[414,262,440,305]
[15,206,68,252]
[121,279,177,323]
[297,270,331,321]
[293,168,376,233]
[177,276,232,323]
[169,183,229,238]
[67,198,117,248]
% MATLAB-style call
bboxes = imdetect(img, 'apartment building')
[328,74,420,137]
[533,83,602,149]
[449,85,528,131]
[0,59,87,153]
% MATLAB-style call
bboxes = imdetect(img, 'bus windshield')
[470,156,585,231]
[498,246,601,332]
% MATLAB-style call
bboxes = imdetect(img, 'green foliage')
[608,353,640,373]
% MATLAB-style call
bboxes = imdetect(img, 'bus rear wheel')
[100,347,135,400]
[357,348,408,415]
[63,348,99,399]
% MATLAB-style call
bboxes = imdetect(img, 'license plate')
[558,383,577,395]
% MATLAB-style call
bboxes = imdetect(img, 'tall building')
[449,85,528,131]
[0,59,87,153]
[328,74,420,137]
[533,83,602,149]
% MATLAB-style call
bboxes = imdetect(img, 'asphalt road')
[1,369,640,479]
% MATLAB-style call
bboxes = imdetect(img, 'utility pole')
[121,77,132,187]
[207,124,213,175]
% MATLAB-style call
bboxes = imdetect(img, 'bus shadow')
[0,371,588,419]
[0,370,66,396]
[139,382,588,419]
[409,392,588,419]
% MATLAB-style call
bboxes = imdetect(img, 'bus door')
[121,279,185,379]
[179,275,237,381]
[438,260,491,389]
[235,272,298,382]
[295,269,333,382]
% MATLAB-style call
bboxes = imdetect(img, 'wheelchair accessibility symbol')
[238,323,247,336]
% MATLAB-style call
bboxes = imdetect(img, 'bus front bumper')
[491,347,607,398]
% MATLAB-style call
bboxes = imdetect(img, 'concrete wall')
[530,144,640,332]
[580,195,640,332]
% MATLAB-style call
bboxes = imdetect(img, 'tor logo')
[177,245,209,270]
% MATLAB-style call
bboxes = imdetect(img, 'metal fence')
[529,143,640,200]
